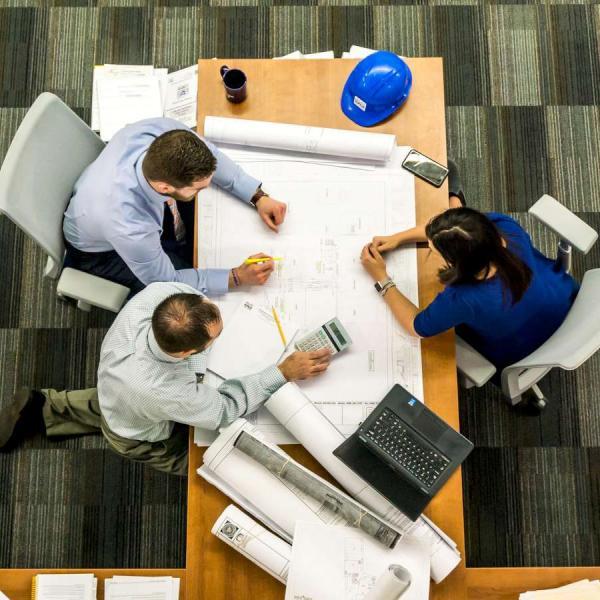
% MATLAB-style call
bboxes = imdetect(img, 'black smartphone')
[402,149,449,187]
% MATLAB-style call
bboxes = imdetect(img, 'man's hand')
[360,243,389,282]
[278,349,331,381]
[234,253,275,287]
[256,195,287,233]
[371,233,402,253]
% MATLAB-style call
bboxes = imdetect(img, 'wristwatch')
[250,186,268,209]
[374,278,394,295]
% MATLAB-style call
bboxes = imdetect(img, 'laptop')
[333,384,473,521]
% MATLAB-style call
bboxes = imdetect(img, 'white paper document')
[107,576,179,600]
[303,50,335,59]
[92,63,198,138]
[520,579,600,599]
[196,130,421,443]
[104,580,174,600]
[32,574,96,600]
[204,116,396,162]
[207,300,297,380]
[98,76,163,142]
[91,64,155,131]
[273,51,304,60]
[285,522,430,600]
[212,504,292,583]
[163,64,198,128]
[265,383,461,583]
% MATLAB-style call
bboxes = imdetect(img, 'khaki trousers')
[42,387,189,476]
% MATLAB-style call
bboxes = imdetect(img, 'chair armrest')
[57,267,129,313]
[455,335,497,388]
[529,194,598,254]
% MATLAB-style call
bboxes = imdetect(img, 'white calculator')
[294,317,352,355]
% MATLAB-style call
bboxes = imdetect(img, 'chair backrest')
[501,268,600,398]
[0,93,105,267]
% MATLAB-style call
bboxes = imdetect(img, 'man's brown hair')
[142,130,217,188]
[152,293,221,354]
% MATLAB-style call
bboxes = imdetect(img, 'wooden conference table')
[1,58,598,600]
[186,58,600,599]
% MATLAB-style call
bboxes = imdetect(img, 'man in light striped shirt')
[0,282,330,475]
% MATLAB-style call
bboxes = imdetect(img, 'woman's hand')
[360,244,389,282]
[371,233,402,253]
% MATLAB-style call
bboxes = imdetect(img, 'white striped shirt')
[97,282,287,442]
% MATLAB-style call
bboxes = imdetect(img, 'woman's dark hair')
[425,208,532,304]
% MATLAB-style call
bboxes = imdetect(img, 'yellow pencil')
[244,257,283,265]
[271,307,287,347]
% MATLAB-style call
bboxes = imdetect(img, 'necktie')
[166,199,186,243]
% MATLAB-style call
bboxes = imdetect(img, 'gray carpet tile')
[1,0,599,570]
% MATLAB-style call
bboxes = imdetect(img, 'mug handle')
[220,65,229,79]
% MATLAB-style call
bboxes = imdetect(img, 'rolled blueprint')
[212,505,292,584]
[234,431,400,549]
[204,116,396,162]
[265,383,461,583]
[364,565,412,600]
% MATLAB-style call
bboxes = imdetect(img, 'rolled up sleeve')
[167,365,288,431]
[200,137,261,204]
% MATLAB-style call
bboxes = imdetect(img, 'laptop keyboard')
[362,408,450,488]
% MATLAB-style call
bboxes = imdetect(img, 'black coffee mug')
[220,65,247,103]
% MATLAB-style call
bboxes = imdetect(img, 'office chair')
[455,195,600,405]
[0,93,129,312]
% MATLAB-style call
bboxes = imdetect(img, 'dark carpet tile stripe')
[462,447,523,567]
[432,6,491,106]
[545,5,600,106]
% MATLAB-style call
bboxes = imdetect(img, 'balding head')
[151,293,222,355]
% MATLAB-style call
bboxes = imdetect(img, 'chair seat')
[57,267,129,313]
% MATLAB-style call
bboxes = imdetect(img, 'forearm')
[394,224,428,245]
[382,286,420,337]
[201,137,261,203]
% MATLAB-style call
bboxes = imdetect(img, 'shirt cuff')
[237,174,262,204]
[204,268,230,296]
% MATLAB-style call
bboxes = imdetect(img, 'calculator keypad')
[295,329,338,353]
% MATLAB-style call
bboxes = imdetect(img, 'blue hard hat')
[341,51,412,127]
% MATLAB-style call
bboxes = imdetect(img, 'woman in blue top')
[360,187,578,413]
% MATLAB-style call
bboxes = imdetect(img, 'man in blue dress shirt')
[63,117,288,296]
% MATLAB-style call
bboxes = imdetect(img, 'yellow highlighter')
[244,256,283,265]
[271,307,287,347]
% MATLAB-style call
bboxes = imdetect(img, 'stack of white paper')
[274,50,334,60]
[285,522,430,600]
[104,576,180,600]
[32,574,97,600]
[92,63,198,140]
[520,579,600,599]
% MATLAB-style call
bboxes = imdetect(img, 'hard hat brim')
[340,85,402,128]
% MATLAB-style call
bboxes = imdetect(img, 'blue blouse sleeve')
[413,287,474,338]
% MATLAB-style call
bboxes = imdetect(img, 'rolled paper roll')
[364,564,412,600]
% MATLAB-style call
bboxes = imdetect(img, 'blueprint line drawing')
[196,144,423,443]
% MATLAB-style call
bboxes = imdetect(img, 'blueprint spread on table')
[195,118,422,445]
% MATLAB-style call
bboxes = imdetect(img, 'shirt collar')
[135,152,168,206]
[147,328,183,363]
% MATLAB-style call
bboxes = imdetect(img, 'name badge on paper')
[353,95,367,111]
